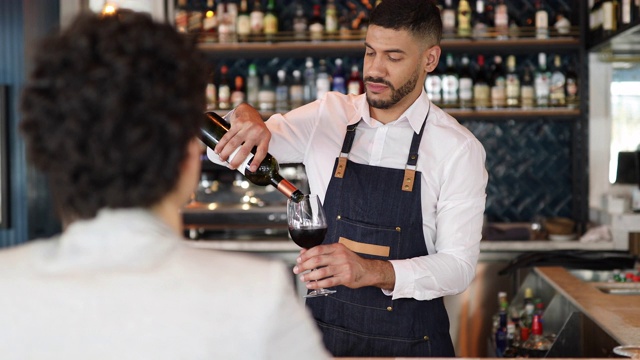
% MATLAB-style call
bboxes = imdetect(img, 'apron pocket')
[334,216,401,260]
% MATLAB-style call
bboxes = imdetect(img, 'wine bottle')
[201,111,305,202]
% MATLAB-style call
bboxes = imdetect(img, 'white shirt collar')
[354,89,431,133]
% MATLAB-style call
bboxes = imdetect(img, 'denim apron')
[307,107,455,357]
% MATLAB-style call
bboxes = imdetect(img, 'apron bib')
[307,108,455,357]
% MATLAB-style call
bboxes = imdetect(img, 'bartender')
[210,0,488,357]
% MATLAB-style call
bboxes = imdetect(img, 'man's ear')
[424,45,442,73]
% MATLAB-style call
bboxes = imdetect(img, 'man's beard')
[365,71,420,109]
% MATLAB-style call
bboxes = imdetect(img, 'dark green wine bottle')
[201,111,305,202]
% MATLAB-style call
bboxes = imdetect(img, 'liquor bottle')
[590,0,603,38]
[458,55,474,109]
[175,0,189,33]
[457,0,472,38]
[325,0,339,35]
[520,65,535,109]
[275,69,289,112]
[473,54,490,110]
[289,70,305,108]
[258,73,276,111]
[309,5,325,41]
[425,65,443,105]
[441,0,457,36]
[490,55,506,109]
[246,63,260,107]
[347,64,364,95]
[303,57,316,103]
[293,1,308,39]
[442,53,459,108]
[494,0,509,39]
[520,302,535,330]
[550,54,566,107]
[206,71,217,108]
[521,314,552,357]
[621,0,633,25]
[503,321,521,357]
[565,60,579,109]
[218,65,231,110]
[201,111,305,202]
[187,0,204,34]
[554,10,571,35]
[217,2,233,43]
[534,53,550,108]
[473,0,489,38]
[250,0,264,35]
[202,0,218,42]
[263,0,278,39]
[332,58,347,94]
[494,300,508,357]
[236,0,251,41]
[535,0,549,39]
[505,55,520,108]
[316,59,331,100]
[602,0,618,35]
[231,75,246,108]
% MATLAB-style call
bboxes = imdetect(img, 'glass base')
[304,288,337,298]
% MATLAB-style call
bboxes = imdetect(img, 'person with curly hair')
[0,10,329,359]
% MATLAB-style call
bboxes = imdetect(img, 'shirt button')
[423,336,430,341]
[395,227,401,232]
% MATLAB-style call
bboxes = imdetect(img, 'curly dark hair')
[370,0,442,46]
[20,10,208,221]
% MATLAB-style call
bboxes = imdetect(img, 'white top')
[209,90,488,301]
[0,208,329,360]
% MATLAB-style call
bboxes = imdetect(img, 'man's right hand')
[214,103,271,172]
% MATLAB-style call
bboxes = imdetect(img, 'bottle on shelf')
[565,60,579,109]
[494,300,508,357]
[202,0,218,42]
[316,59,331,100]
[217,2,235,43]
[520,65,535,109]
[505,55,520,108]
[293,1,308,39]
[217,65,231,110]
[325,0,339,35]
[457,0,472,38]
[590,0,603,38]
[206,71,217,109]
[550,54,567,107]
[473,54,490,110]
[309,4,325,41]
[535,0,549,39]
[263,0,278,39]
[534,53,551,108]
[494,0,509,39]
[347,64,364,95]
[275,69,289,113]
[303,57,317,103]
[289,69,305,108]
[503,321,521,357]
[473,0,489,38]
[554,10,572,35]
[246,63,260,107]
[175,0,189,33]
[458,54,474,109]
[621,0,634,25]
[332,58,347,94]
[442,53,460,108]
[441,0,457,36]
[490,55,506,109]
[425,64,443,106]
[250,0,264,35]
[521,314,552,357]
[236,0,251,41]
[602,0,618,36]
[258,73,276,111]
[201,111,305,202]
[187,0,204,34]
[231,75,246,108]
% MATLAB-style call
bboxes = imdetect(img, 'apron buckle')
[402,166,417,192]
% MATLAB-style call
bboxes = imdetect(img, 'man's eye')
[365,52,375,57]
[389,57,401,62]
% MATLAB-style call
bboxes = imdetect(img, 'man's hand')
[292,243,396,291]
[214,103,271,172]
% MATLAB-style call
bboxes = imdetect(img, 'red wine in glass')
[288,227,327,249]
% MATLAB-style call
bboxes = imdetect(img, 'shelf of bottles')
[176,0,584,119]
[587,0,640,52]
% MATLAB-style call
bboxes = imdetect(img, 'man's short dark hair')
[20,10,208,220]
[370,0,443,46]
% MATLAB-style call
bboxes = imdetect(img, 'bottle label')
[459,78,473,101]
[473,84,490,109]
[237,15,251,35]
[442,10,456,32]
[348,81,361,95]
[206,84,217,106]
[250,12,264,33]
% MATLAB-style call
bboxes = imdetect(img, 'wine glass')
[287,194,336,298]
[614,345,640,359]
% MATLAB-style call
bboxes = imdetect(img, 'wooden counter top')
[535,267,640,346]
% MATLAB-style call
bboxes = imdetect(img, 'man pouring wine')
[207,0,488,357]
